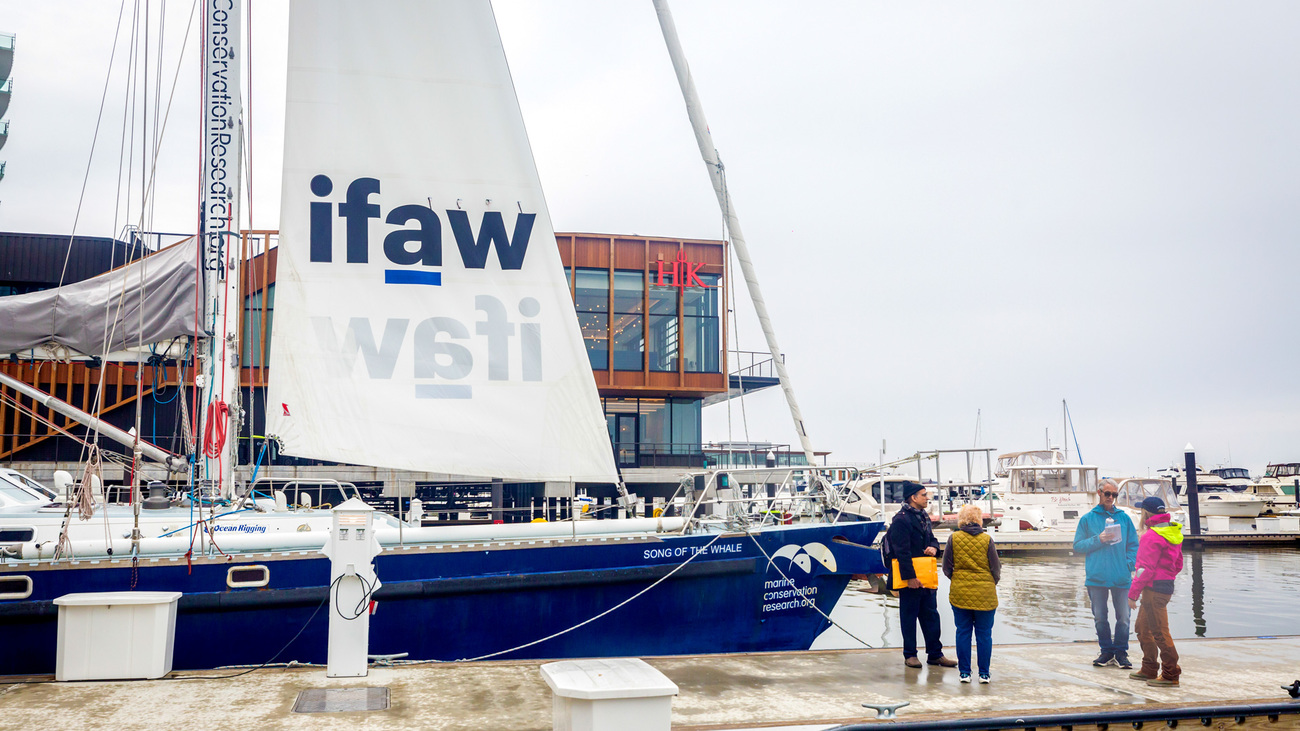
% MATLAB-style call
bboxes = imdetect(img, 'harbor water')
[813,547,1300,650]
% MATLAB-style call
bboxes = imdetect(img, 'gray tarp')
[0,238,209,356]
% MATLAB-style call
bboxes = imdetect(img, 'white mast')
[652,0,818,467]
[198,0,243,498]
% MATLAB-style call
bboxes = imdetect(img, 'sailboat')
[0,1,884,676]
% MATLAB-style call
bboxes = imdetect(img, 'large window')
[574,269,608,370]
[647,273,678,372]
[611,271,643,371]
[683,273,720,373]
[601,397,703,466]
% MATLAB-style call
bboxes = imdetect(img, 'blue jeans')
[898,587,944,661]
[1087,585,1131,654]
[952,607,995,676]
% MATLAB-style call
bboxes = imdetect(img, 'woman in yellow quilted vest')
[941,504,1002,684]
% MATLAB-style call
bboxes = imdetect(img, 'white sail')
[267,0,618,483]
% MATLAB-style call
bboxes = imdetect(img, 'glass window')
[648,272,678,372]
[612,271,643,314]
[574,269,608,313]
[574,269,609,369]
[611,271,643,371]
[611,314,643,370]
[671,398,701,452]
[579,312,608,369]
[639,399,669,451]
[683,274,720,373]
[683,274,719,317]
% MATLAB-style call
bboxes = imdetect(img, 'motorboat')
[1250,463,1300,514]
[1160,467,1265,518]
[1208,467,1253,491]
[991,463,1099,532]
[1112,477,1186,525]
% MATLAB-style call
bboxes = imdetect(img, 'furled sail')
[267,0,619,483]
[0,238,205,357]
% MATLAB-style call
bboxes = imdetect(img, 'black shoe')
[1093,651,1115,667]
[1114,652,1133,669]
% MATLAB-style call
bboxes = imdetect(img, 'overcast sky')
[2,2,1298,478]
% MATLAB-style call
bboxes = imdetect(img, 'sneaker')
[1147,677,1180,687]
[904,657,922,668]
[927,655,958,667]
[960,673,971,684]
[1129,671,1156,680]
[1114,652,1133,669]
[979,674,991,684]
[1093,652,1115,667]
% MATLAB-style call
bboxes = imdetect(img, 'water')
[812,548,1300,649]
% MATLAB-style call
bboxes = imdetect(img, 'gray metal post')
[1184,444,1202,536]
[491,478,504,524]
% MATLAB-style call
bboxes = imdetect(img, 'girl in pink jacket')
[1127,496,1184,686]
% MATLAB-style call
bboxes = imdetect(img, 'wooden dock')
[3,636,1298,730]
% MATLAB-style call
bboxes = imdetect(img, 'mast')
[198,0,244,498]
[652,0,818,468]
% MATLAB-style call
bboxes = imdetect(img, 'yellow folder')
[891,557,939,590]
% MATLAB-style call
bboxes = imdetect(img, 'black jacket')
[886,503,941,581]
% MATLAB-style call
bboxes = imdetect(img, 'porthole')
[0,527,35,543]
[0,575,33,600]
[226,564,270,588]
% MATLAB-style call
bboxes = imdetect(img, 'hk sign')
[653,251,715,289]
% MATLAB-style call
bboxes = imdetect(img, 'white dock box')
[54,591,182,681]
[540,658,678,731]
[1206,515,1232,533]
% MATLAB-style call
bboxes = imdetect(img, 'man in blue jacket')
[1073,478,1139,669]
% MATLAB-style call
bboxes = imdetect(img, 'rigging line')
[744,530,876,649]
[52,0,129,298]
[1065,402,1083,465]
[400,532,729,665]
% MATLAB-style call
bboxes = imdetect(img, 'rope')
[202,400,228,458]
[744,530,876,649]
[397,532,728,664]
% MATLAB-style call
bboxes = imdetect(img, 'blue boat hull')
[0,521,883,676]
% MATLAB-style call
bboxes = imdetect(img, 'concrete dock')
[2,636,1298,730]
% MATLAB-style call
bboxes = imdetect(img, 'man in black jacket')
[887,482,957,668]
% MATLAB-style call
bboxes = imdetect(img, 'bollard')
[1184,444,1202,536]
[322,498,383,678]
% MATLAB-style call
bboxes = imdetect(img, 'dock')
[952,529,1300,553]
[3,636,1298,730]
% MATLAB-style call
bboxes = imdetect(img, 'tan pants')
[1135,588,1180,681]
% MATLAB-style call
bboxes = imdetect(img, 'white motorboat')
[992,463,1099,532]
[1250,463,1300,514]
[1159,466,1265,518]
[1209,467,1253,491]
[1112,477,1186,525]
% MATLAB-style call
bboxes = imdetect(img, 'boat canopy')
[1006,465,1098,494]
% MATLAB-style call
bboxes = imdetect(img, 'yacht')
[1208,467,1253,491]
[1249,463,1300,514]
[993,463,1099,532]
[1159,467,1265,518]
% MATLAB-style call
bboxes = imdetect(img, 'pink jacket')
[1128,513,1184,600]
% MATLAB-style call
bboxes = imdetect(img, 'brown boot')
[927,656,958,667]
[1147,677,1179,687]
[904,657,922,668]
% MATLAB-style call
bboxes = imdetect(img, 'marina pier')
[2,636,1298,730]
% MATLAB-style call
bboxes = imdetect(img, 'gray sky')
[2,1,1298,477]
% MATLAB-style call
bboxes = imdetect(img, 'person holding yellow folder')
[885,482,957,669]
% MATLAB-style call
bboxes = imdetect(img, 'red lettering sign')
[653,251,714,289]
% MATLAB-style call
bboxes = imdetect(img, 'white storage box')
[54,591,182,681]
[540,658,678,731]
[1206,515,1232,533]
[1256,517,1281,533]
[1278,516,1300,532]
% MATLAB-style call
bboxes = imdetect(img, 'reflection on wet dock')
[3,636,1298,730]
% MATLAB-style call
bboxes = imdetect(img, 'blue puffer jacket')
[1072,504,1138,587]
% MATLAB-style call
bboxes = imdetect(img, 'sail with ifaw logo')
[267,1,616,483]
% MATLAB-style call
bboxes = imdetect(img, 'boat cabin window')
[1115,480,1178,509]
[0,575,33,600]
[0,527,36,543]
[1,473,56,500]
[871,480,918,504]
[227,565,270,588]
[1008,467,1097,494]
[1214,468,1250,480]
[1264,464,1300,478]
[0,482,43,507]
